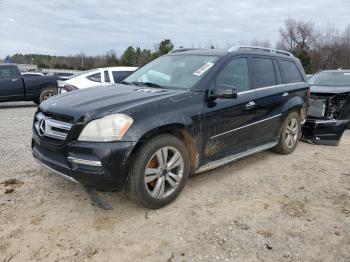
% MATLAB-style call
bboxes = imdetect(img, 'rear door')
[249,56,287,146]
[0,66,24,101]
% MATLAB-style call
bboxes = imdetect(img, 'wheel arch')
[281,96,307,122]
[128,124,199,174]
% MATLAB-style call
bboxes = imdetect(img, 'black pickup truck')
[0,64,58,104]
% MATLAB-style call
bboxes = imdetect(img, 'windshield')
[309,71,350,86]
[123,54,219,89]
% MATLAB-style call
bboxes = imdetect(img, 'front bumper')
[301,118,350,146]
[32,132,137,190]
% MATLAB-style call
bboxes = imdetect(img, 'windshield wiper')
[120,81,132,85]
[131,81,164,88]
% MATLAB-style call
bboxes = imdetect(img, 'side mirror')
[212,85,238,99]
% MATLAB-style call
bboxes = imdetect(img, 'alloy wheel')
[285,118,299,148]
[144,146,184,199]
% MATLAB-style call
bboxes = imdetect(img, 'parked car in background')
[32,46,309,208]
[22,72,45,78]
[54,72,75,81]
[302,70,350,145]
[302,70,350,146]
[58,66,137,93]
[0,64,58,104]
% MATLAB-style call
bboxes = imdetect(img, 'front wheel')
[272,111,301,154]
[127,134,190,209]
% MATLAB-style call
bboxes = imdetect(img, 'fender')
[281,95,307,118]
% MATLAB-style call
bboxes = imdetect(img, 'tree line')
[6,39,174,71]
[5,19,350,74]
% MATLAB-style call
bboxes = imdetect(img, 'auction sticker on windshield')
[193,62,214,76]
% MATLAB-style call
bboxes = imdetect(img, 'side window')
[279,60,303,84]
[273,60,283,85]
[251,58,276,88]
[87,72,101,83]
[0,67,18,79]
[104,71,110,83]
[112,71,133,83]
[216,58,249,92]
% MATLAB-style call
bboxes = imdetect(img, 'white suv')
[58,66,137,93]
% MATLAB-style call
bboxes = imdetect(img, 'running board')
[196,141,278,173]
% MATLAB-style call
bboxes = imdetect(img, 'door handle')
[282,92,289,97]
[245,101,256,109]
[11,78,18,82]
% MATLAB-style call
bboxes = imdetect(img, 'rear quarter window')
[87,72,101,82]
[279,60,303,84]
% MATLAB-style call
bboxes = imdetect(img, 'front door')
[0,66,23,101]
[202,56,258,163]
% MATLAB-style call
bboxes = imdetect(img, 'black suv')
[32,46,309,208]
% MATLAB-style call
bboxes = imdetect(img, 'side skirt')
[196,141,278,173]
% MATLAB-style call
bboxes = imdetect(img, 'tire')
[33,99,40,105]
[272,111,301,155]
[39,87,57,103]
[127,134,190,209]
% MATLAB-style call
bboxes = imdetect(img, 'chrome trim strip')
[210,114,282,139]
[34,158,79,183]
[196,141,278,173]
[237,82,305,95]
[67,157,102,167]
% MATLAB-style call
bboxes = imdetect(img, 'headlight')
[78,114,133,142]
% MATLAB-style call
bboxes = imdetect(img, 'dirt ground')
[1,102,350,262]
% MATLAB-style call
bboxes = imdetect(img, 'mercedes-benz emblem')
[39,119,46,136]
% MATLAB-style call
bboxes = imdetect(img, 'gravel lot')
[1,102,350,262]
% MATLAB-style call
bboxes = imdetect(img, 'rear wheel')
[272,111,301,154]
[127,134,190,209]
[39,87,57,103]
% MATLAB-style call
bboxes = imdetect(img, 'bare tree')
[279,18,316,51]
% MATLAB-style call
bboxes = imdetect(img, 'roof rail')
[228,45,293,57]
[168,48,209,54]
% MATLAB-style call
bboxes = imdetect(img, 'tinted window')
[113,71,133,83]
[0,66,18,78]
[87,73,101,82]
[216,58,249,92]
[104,71,110,82]
[280,60,303,84]
[252,58,276,88]
[273,60,283,84]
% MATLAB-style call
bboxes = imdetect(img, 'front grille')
[34,112,72,141]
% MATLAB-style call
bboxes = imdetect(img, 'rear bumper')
[301,118,349,146]
[32,132,137,190]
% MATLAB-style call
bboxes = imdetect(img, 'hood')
[40,84,186,121]
[310,85,350,94]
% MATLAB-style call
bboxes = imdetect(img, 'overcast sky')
[0,0,349,58]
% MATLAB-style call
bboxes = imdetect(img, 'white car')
[58,66,137,93]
